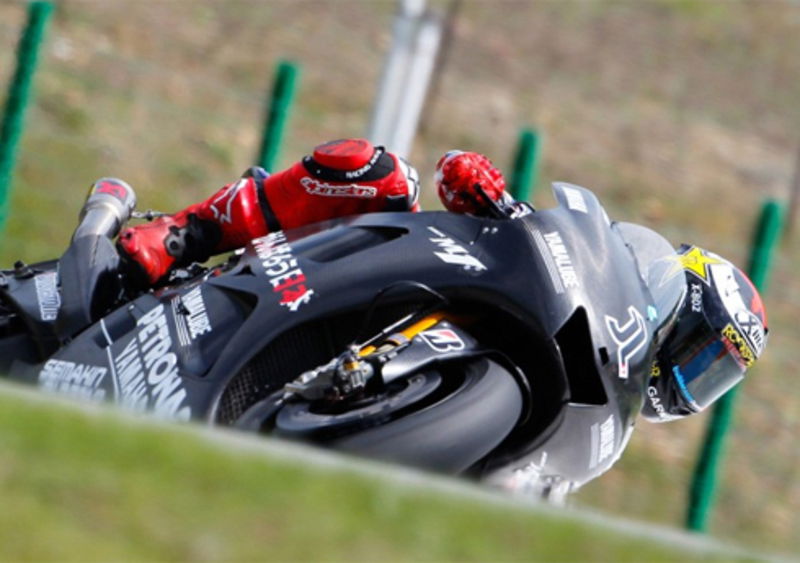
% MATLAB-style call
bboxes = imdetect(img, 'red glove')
[435,151,506,214]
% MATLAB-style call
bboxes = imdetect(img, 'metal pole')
[509,128,542,202]
[389,11,442,158]
[0,1,53,235]
[686,199,784,532]
[257,60,300,172]
[419,0,463,133]
[367,0,426,150]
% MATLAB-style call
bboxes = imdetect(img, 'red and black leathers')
[119,139,420,285]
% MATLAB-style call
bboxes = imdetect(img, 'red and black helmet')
[642,245,768,422]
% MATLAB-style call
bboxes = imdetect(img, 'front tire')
[278,357,523,473]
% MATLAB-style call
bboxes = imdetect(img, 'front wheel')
[276,357,523,473]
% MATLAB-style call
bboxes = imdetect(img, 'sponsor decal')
[209,179,247,224]
[427,227,487,272]
[419,328,465,353]
[714,264,765,358]
[532,230,579,294]
[253,231,315,312]
[660,245,725,286]
[647,385,667,419]
[301,177,377,198]
[172,286,212,347]
[734,309,765,357]
[722,323,756,367]
[110,304,191,420]
[605,306,648,380]
[562,186,588,213]
[34,271,60,322]
[690,282,703,313]
[39,359,107,400]
[94,179,129,201]
[590,414,615,469]
[650,361,662,378]
[343,148,382,179]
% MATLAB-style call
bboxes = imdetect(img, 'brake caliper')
[284,349,375,402]
[283,312,451,402]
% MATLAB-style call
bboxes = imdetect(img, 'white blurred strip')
[389,12,442,159]
[368,0,442,160]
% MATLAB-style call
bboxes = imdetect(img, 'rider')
[117,137,768,424]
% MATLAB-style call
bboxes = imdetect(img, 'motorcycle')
[0,178,685,499]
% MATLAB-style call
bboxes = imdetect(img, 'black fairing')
[4,183,672,489]
[56,235,124,338]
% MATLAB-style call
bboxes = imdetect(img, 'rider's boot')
[118,167,271,286]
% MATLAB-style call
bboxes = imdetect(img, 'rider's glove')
[434,151,506,215]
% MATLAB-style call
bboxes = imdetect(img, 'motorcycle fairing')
[203,183,660,487]
[481,183,673,490]
[9,281,251,420]
[7,182,665,491]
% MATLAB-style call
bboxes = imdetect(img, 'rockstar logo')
[661,246,725,285]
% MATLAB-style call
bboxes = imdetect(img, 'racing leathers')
[118,138,507,286]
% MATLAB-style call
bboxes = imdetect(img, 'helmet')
[642,245,768,422]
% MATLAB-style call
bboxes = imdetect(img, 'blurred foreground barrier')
[0,1,53,236]
[509,128,542,202]
[257,60,300,172]
[686,199,784,532]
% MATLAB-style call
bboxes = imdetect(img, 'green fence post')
[256,60,299,173]
[0,1,54,235]
[686,199,784,532]
[508,128,541,202]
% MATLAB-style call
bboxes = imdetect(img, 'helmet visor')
[664,312,746,411]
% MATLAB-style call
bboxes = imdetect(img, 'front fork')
[283,311,455,403]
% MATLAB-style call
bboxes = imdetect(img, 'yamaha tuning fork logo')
[605,306,648,380]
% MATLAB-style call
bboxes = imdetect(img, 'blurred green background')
[1,0,798,557]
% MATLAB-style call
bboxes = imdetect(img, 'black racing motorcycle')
[0,179,685,498]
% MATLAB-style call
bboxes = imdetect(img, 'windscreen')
[614,222,686,343]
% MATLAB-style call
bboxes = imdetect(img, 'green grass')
[0,383,764,562]
[2,0,800,554]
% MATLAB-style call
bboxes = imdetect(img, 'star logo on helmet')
[661,246,725,286]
